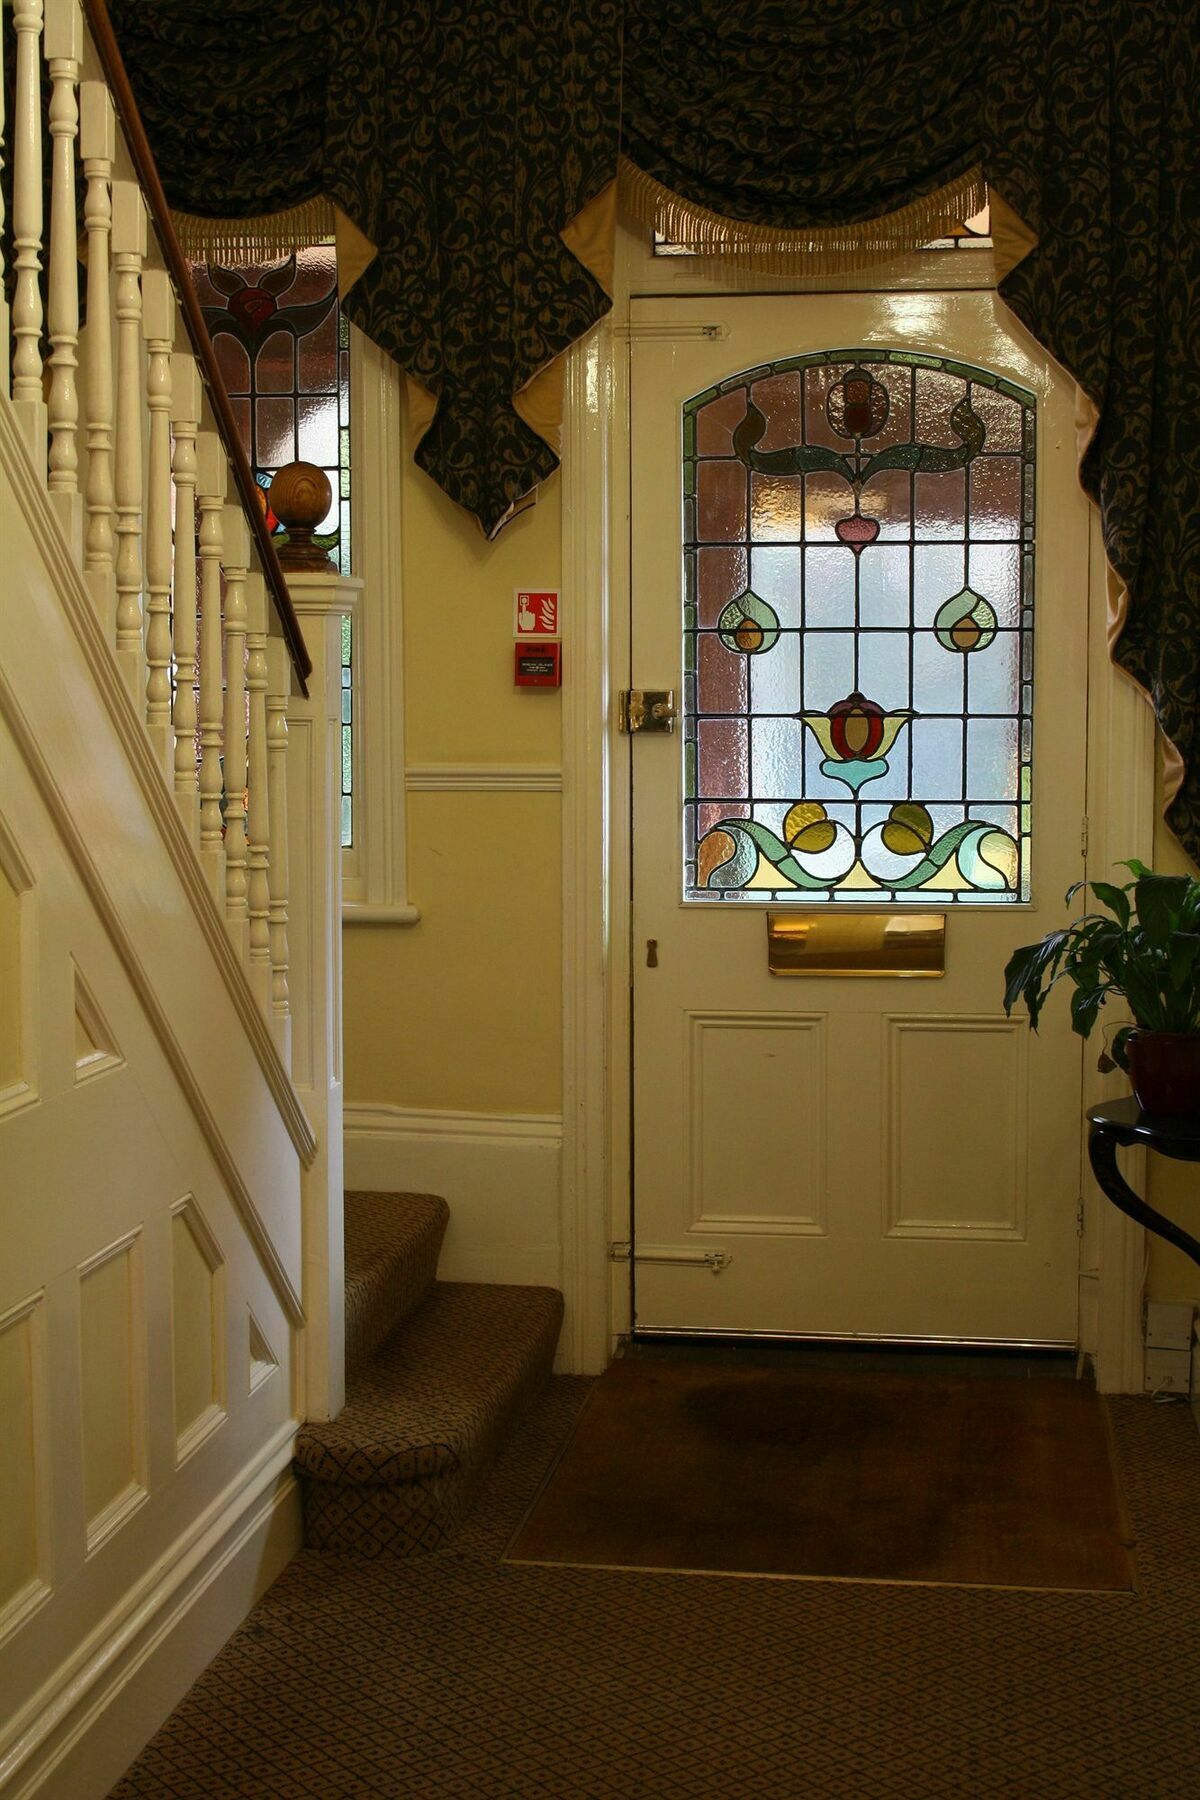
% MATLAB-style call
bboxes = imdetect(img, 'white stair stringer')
[0,388,309,1797]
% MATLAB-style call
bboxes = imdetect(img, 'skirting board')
[4,1434,301,1800]
[343,1104,568,1358]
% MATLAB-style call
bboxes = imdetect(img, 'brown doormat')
[506,1359,1135,1591]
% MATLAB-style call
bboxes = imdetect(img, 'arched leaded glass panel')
[682,351,1035,904]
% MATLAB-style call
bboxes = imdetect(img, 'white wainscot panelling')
[73,956,124,1084]
[0,811,39,1118]
[344,1105,563,1294]
[0,1292,51,1642]
[686,1011,827,1235]
[171,1197,227,1465]
[884,1014,1028,1240]
[79,1230,148,1553]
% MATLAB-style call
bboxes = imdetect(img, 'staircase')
[295,1192,563,1555]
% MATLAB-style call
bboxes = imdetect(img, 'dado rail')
[1,5,353,1793]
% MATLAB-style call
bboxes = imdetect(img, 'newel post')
[276,468,357,1423]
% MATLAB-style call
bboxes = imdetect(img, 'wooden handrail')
[82,0,312,692]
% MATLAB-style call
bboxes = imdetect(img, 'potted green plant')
[1003,861,1200,1116]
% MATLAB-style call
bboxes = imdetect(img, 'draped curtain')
[105,0,1200,856]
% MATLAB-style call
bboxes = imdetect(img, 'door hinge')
[1076,1195,1085,1238]
[1080,814,1089,860]
[619,689,677,734]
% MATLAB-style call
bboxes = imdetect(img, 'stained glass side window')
[191,247,355,846]
[682,351,1035,905]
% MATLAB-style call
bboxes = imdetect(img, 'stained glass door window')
[683,351,1035,904]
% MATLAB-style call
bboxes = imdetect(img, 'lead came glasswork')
[682,350,1036,904]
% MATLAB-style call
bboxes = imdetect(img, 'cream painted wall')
[342,448,564,1115]
[1144,753,1200,1305]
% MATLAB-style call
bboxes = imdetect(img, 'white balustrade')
[45,0,82,546]
[265,636,293,1058]
[171,353,202,832]
[81,79,116,619]
[111,179,147,700]
[0,2,317,1065]
[246,574,273,1004]
[142,268,175,768]
[11,0,47,463]
[195,433,228,902]
[221,506,251,948]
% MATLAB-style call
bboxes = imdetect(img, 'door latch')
[619,689,676,734]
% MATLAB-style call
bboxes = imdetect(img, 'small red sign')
[514,589,559,637]
[514,641,562,687]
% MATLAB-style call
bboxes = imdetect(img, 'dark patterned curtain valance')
[105,0,1200,855]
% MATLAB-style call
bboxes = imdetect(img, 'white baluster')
[195,433,227,903]
[246,572,273,1006]
[0,0,9,383]
[112,180,147,702]
[171,352,202,836]
[143,268,175,768]
[265,635,292,1060]
[12,0,47,466]
[45,0,83,550]
[221,507,251,952]
[81,80,115,630]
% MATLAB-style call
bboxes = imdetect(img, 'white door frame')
[560,241,1153,1389]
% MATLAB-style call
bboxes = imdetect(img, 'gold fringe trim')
[619,157,988,278]
[172,195,336,264]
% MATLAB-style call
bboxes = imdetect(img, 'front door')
[629,292,1091,1343]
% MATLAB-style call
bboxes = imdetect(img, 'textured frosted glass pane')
[970,456,1022,540]
[911,718,966,799]
[255,396,295,466]
[696,390,747,456]
[858,469,911,540]
[697,718,748,796]
[914,468,965,540]
[913,546,966,628]
[915,369,967,445]
[751,717,805,798]
[255,329,294,394]
[967,718,1019,797]
[299,309,338,392]
[698,632,749,715]
[802,547,854,627]
[856,631,912,714]
[971,386,1023,451]
[966,632,1020,713]
[750,547,802,629]
[750,472,803,540]
[751,370,803,450]
[803,470,847,539]
[748,633,800,715]
[859,545,910,626]
[801,632,856,711]
[298,394,338,468]
[697,461,747,542]
[968,543,1020,618]
[912,630,968,713]
[697,547,749,626]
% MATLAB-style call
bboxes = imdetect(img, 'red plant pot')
[1126,1031,1200,1117]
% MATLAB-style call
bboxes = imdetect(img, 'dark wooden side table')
[1087,1098,1200,1268]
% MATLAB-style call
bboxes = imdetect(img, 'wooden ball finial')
[269,461,335,569]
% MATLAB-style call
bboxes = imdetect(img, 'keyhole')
[646,939,658,968]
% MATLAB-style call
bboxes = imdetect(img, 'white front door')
[629,292,1091,1344]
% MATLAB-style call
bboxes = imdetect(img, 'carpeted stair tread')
[296,1280,563,1488]
[343,1190,448,1381]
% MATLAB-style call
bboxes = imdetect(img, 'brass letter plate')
[767,911,944,978]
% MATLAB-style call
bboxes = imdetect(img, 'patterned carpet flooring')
[111,1382,1200,1800]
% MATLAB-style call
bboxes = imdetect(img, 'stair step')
[343,1191,449,1382]
[295,1280,563,1556]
